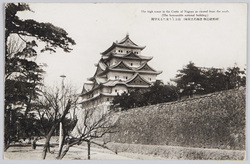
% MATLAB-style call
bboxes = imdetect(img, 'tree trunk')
[4,106,11,152]
[42,100,71,160]
[4,136,10,152]
[42,124,57,159]
[32,138,38,149]
[58,144,70,160]
[87,141,91,160]
[57,121,66,158]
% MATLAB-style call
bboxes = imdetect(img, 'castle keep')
[80,34,162,108]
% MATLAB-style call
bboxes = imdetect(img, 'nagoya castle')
[80,34,162,109]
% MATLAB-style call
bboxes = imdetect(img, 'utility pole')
[59,75,66,151]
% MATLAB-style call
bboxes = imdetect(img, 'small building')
[80,34,162,109]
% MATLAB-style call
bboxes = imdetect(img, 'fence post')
[87,141,91,160]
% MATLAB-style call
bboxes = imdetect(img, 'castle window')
[107,98,109,101]
[131,63,133,66]
[115,89,117,92]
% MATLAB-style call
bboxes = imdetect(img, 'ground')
[3,145,166,160]
[3,138,245,160]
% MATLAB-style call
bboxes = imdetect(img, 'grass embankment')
[107,142,245,160]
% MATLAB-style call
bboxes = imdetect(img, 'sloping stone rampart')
[108,87,246,150]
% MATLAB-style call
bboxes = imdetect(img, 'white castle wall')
[102,87,112,94]
[114,47,142,55]
[111,85,128,95]
[140,74,157,83]
[109,58,142,68]
[107,72,133,81]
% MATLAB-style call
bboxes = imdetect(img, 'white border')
[0,0,248,164]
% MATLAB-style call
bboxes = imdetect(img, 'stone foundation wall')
[108,87,246,150]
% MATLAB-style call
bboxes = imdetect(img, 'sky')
[15,3,247,92]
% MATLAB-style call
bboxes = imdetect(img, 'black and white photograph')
[1,2,247,161]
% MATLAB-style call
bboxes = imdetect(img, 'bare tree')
[57,106,118,160]
[35,85,79,159]
[35,85,117,160]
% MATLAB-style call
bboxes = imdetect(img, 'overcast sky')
[16,3,247,92]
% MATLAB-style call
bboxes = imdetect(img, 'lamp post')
[59,75,66,151]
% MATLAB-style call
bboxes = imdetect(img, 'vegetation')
[4,3,116,160]
[112,81,178,110]
[175,61,246,98]
[113,61,246,110]
[4,3,75,151]
[35,86,78,159]
[58,107,117,160]
[107,142,245,160]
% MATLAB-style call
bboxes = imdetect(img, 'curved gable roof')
[124,52,140,58]
[101,35,146,55]
[98,61,107,71]
[118,34,138,46]
[109,61,133,70]
[126,73,151,86]
[136,63,157,72]
[81,83,94,94]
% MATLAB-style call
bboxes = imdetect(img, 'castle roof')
[88,60,162,81]
[103,52,153,62]
[137,62,159,72]
[80,92,114,103]
[81,73,152,96]
[98,61,107,70]
[102,73,151,87]
[125,73,152,86]
[80,34,162,100]
[98,63,162,76]
[81,82,94,94]
[101,34,146,55]
[118,34,138,45]
[87,61,107,81]
[109,61,133,70]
